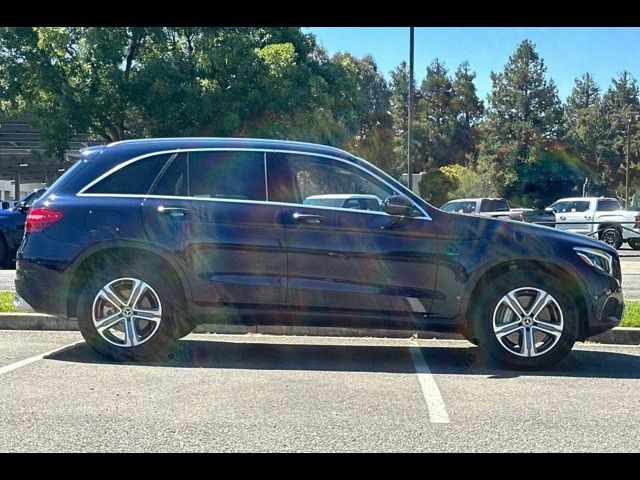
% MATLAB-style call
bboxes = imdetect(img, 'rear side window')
[150,151,266,201]
[480,199,509,212]
[188,151,266,201]
[597,199,620,211]
[151,153,188,197]
[85,154,172,195]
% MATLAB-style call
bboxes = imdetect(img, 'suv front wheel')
[472,271,579,370]
[77,262,182,361]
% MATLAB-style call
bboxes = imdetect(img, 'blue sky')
[305,27,640,103]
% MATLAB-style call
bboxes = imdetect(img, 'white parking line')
[409,347,450,424]
[0,341,84,377]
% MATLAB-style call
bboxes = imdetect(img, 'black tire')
[600,227,622,249]
[628,239,640,250]
[471,271,579,370]
[76,261,184,361]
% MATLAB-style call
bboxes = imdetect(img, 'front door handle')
[559,216,566,220]
[157,206,190,217]
[293,212,326,224]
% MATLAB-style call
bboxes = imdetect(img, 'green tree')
[563,73,611,194]
[600,71,640,199]
[416,59,456,169]
[418,167,459,206]
[481,39,565,203]
[451,62,484,164]
[486,39,563,146]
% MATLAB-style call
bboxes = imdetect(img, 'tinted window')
[271,154,396,214]
[550,201,570,213]
[303,197,345,208]
[151,153,188,197]
[189,151,265,201]
[597,199,620,211]
[480,199,509,212]
[86,154,171,194]
[441,201,459,212]
[571,201,590,213]
[459,201,477,213]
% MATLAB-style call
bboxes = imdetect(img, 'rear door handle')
[157,206,190,217]
[559,216,566,220]
[293,212,326,224]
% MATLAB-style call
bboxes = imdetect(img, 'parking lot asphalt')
[1,330,639,452]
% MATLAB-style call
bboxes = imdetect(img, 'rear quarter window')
[84,153,172,195]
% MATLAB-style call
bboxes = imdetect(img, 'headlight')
[574,247,614,275]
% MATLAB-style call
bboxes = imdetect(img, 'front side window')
[268,153,402,214]
[549,201,570,213]
[571,201,590,213]
[85,153,172,195]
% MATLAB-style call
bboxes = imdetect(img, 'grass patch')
[621,301,640,327]
[0,291,17,313]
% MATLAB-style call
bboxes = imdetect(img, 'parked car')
[546,197,640,249]
[304,194,383,211]
[0,188,46,267]
[510,208,556,226]
[15,139,623,369]
[440,197,526,221]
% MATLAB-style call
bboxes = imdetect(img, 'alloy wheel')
[492,287,564,358]
[92,277,162,347]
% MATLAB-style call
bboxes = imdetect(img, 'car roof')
[552,197,616,202]
[96,137,355,161]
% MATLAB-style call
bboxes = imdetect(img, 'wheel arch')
[462,259,590,341]
[65,241,192,320]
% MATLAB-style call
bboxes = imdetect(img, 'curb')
[0,312,638,345]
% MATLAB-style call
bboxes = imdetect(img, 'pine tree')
[487,39,562,147]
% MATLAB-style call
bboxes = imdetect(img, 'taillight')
[25,208,63,232]
[635,215,640,229]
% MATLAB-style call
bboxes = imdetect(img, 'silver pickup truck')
[547,197,640,249]
[439,197,556,225]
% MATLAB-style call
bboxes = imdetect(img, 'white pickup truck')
[547,197,640,249]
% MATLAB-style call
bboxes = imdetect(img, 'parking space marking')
[0,341,84,377]
[409,347,450,424]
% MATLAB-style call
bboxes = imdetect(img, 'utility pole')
[407,27,414,192]
[627,117,631,209]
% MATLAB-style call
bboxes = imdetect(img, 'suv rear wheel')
[77,262,182,361]
[472,271,578,370]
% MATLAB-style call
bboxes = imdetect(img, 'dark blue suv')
[15,138,624,369]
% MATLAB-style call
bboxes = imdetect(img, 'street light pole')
[407,27,414,192]
[627,117,631,209]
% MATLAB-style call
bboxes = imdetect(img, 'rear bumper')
[15,258,70,318]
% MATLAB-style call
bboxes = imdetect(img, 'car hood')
[439,211,618,256]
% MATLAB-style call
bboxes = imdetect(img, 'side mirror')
[384,195,413,216]
[544,207,554,213]
[17,203,29,213]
